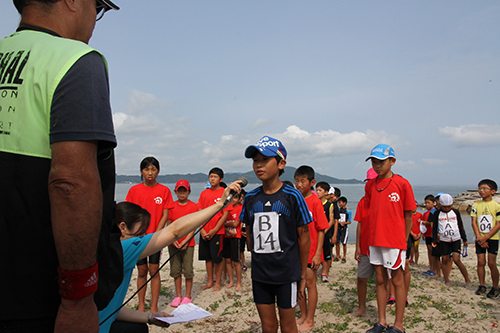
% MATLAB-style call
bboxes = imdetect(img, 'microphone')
[223,176,248,206]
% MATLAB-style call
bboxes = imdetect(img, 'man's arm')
[49,141,101,333]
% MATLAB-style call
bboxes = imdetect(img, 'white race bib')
[253,212,281,253]
[478,215,494,234]
[339,213,346,223]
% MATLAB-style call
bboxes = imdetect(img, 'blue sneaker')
[427,271,436,276]
[422,270,431,276]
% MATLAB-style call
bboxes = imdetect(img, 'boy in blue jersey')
[337,196,352,263]
[240,136,312,333]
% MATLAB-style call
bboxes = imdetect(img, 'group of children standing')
[117,137,499,333]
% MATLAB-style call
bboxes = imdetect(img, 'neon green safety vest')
[0,29,106,159]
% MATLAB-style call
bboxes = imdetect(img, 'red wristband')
[58,262,98,300]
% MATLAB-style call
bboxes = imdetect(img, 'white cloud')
[422,158,448,166]
[250,118,273,130]
[439,124,500,147]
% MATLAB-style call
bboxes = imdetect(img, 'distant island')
[116,166,363,185]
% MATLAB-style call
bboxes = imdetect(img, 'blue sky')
[2,1,499,185]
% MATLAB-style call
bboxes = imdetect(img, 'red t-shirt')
[169,200,198,247]
[305,194,330,263]
[125,183,174,235]
[364,174,416,250]
[196,187,232,234]
[354,197,370,256]
[422,210,433,238]
[411,211,423,235]
[225,204,243,238]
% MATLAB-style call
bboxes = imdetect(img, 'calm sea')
[116,183,477,244]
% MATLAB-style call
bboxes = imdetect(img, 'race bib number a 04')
[478,215,493,234]
[253,212,281,253]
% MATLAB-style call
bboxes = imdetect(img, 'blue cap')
[245,136,287,160]
[365,144,395,161]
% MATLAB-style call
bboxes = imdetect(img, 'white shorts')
[368,246,405,271]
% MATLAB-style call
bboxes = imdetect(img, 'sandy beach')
[122,243,500,333]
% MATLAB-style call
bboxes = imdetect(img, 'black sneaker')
[487,287,500,299]
[476,285,487,295]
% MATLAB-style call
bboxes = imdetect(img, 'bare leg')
[488,253,499,288]
[352,278,368,317]
[373,265,388,327]
[391,267,407,332]
[452,252,470,284]
[233,261,242,291]
[256,303,279,333]
[278,306,299,333]
[213,261,223,291]
[137,263,148,312]
[225,258,234,288]
[441,255,450,285]
[477,253,486,287]
[174,276,182,298]
[149,263,161,313]
[185,277,193,299]
[200,260,214,290]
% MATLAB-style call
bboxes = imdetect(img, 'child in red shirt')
[223,192,244,291]
[364,144,416,333]
[294,166,330,332]
[197,167,232,291]
[125,156,174,312]
[409,208,423,265]
[167,180,198,307]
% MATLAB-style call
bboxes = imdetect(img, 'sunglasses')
[96,0,112,21]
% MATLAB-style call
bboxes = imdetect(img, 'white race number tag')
[253,212,281,253]
[478,215,493,233]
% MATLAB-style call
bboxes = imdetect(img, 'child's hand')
[297,280,306,300]
[432,242,437,248]
[311,255,321,269]
[476,235,487,245]
[354,247,361,262]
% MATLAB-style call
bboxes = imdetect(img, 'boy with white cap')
[240,136,312,333]
[431,193,470,286]
[364,144,416,333]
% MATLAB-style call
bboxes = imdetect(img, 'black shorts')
[439,240,461,256]
[252,280,298,309]
[431,242,441,257]
[137,250,161,266]
[198,235,224,264]
[222,237,241,262]
[323,228,334,260]
[425,237,433,246]
[406,237,413,260]
[336,225,348,244]
[240,234,248,252]
[476,239,499,255]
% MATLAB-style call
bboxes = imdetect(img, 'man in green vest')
[0,1,121,332]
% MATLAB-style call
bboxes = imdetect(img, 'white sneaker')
[321,275,329,283]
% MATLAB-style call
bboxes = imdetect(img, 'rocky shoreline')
[453,190,500,211]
